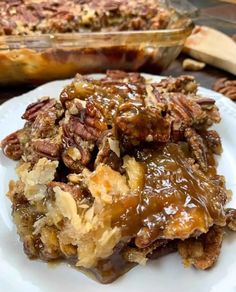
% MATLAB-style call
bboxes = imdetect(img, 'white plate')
[1,75,236,292]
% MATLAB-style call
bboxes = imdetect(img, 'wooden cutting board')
[183,26,236,75]
[220,0,236,3]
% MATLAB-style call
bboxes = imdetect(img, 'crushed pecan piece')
[147,240,178,260]
[95,130,122,171]
[62,143,91,173]
[122,240,171,265]
[200,130,222,155]
[39,226,63,261]
[135,226,160,248]
[60,74,93,108]
[225,208,236,231]
[153,75,198,94]
[48,181,83,201]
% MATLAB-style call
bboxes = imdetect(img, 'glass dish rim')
[0,16,194,50]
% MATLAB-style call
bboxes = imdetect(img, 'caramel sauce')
[110,143,225,247]
[78,80,172,144]
[89,81,146,124]
[71,79,146,125]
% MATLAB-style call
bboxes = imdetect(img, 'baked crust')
[0,45,182,85]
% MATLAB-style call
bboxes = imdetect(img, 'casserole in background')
[0,1,193,85]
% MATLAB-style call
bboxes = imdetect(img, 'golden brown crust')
[0,45,175,85]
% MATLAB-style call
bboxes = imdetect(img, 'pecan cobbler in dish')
[0,1,193,86]
[0,0,190,86]
[1,71,236,283]
[0,0,171,35]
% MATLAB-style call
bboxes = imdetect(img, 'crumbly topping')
[87,164,130,204]
[0,0,171,36]
[123,155,145,192]
[33,184,122,268]
[16,158,58,201]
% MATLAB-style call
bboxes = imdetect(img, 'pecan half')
[170,94,220,132]
[225,208,236,231]
[178,225,224,270]
[62,100,107,171]
[22,97,56,121]
[1,130,23,160]
[170,94,206,130]
[195,97,215,108]
[64,101,107,142]
[31,102,64,139]
[62,122,92,172]
[184,128,208,172]
[32,140,61,160]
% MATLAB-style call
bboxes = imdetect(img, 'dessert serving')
[0,0,193,85]
[1,71,235,284]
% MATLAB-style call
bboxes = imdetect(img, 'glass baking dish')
[0,12,193,86]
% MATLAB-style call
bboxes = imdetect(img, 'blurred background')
[1,0,236,102]
[163,0,236,88]
[171,0,236,35]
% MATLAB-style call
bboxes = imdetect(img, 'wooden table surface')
[0,0,235,106]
